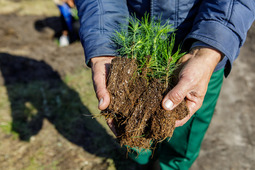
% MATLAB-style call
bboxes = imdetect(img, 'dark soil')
[103,57,188,149]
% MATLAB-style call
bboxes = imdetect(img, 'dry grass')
[0,0,59,16]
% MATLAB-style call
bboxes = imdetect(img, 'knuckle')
[96,88,106,97]
[184,77,196,86]
[179,72,197,87]
[170,91,185,103]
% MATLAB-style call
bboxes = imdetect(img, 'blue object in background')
[57,3,73,32]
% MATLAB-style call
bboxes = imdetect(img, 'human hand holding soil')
[162,47,222,127]
[91,56,115,110]
[91,47,222,136]
[90,56,117,135]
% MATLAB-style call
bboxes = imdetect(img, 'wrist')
[90,56,115,66]
[189,47,222,70]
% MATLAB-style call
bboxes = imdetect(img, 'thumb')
[93,69,110,110]
[92,71,110,110]
[91,57,113,110]
[162,78,189,110]
[96,89,110,110]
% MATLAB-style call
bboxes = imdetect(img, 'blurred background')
[0,0,254,169]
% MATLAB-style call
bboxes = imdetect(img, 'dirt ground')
[0,1,135,169]
[0,1,254,169]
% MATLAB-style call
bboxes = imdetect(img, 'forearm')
[185,0,255,76]
[75,0,129,65]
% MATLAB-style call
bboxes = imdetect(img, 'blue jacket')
[75,0,255,76]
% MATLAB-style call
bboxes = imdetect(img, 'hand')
[91,56,115,110]
[90,56,117,135]
[162,47,222,127]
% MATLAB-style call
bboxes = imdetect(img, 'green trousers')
[128,69,224,170]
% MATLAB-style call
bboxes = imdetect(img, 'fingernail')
[99,98,103,107]
[164,99,173,110]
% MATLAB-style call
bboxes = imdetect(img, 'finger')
[162,78,190,110]
[93,70,110,110]
[175,98,202,127]
[175,114,191,127]
[107,118,117,136]
[91,58,113,110]
[186,92,203,115]
[92,67,110,110]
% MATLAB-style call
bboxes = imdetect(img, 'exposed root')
[102,57,189,149]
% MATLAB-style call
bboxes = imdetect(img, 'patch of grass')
[24,157,41,170]
[24,102,39,121]
[107,158,116,170]
[45,160,59,170]
[0,85,10,112]
[22,146,59,170]
[0,86,19,138]
[24,156,59,170]
[0,121,19,139]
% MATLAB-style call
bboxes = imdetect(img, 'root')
[102,57,189,149]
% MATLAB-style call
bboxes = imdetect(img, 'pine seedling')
[112,15,185,86]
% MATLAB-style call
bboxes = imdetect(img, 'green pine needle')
[113,14,185,85]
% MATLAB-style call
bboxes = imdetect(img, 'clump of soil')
[102,57,189,149]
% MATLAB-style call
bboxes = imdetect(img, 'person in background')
[54,0,79,47]
[75,0,255,169]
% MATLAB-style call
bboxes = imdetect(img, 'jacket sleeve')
[185,0,255,76]
[75,0,129,65]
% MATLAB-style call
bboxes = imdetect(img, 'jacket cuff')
[82,34,116,66]
[190,41,213,50]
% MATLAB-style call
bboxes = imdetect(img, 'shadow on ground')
[0,52,131,169]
